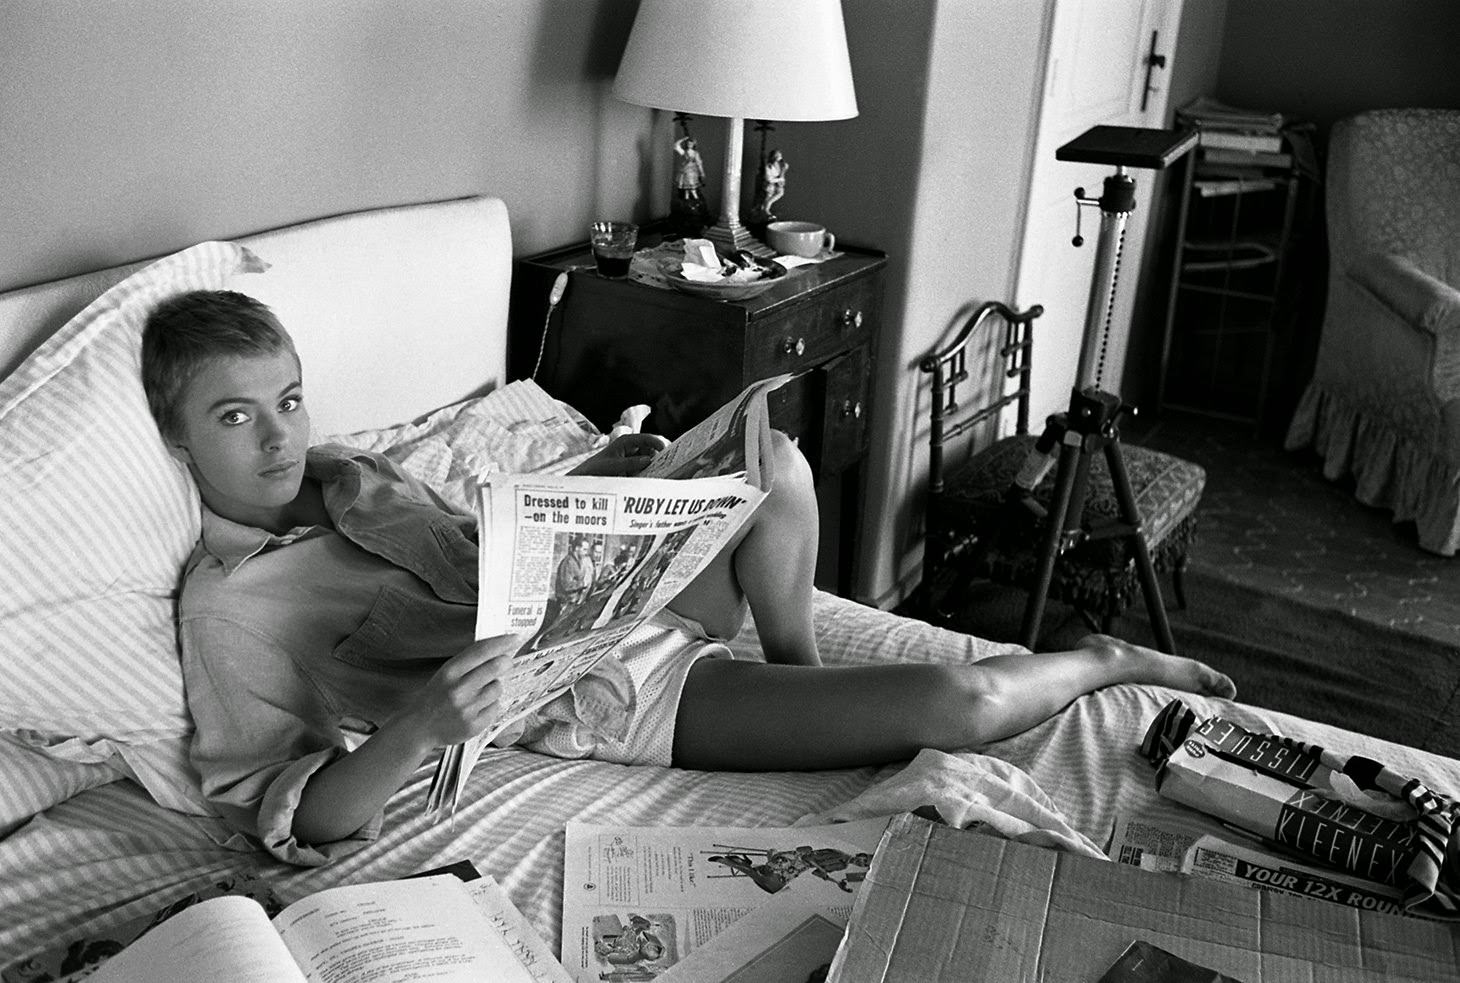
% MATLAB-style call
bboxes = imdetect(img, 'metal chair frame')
[918,300,1194,647]
[920,300,1040,603]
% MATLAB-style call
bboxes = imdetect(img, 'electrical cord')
[531,272,570,381]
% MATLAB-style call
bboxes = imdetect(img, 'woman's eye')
[280,395,303,413]
[219,410,249,426]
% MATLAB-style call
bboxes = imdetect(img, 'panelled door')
[1013,0,1184,425]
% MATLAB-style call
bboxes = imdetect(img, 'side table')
[508,237,886,596]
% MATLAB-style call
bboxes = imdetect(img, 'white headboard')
[0,195,513,436]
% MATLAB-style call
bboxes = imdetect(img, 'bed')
[2,195,1458,971]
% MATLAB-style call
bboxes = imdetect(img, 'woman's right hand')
[395,634,522,749]
[293,634,522,847]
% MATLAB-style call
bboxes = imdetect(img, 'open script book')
[87,874,569,983]
[426,373,794,815]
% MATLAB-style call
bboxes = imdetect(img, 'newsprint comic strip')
[427,375,794,815]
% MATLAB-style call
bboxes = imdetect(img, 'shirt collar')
[198,508,299,575]
[197,446,362,576]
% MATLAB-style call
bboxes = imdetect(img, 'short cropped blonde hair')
[141,290,295,440]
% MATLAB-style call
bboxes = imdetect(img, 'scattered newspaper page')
[426,374,794,815]
[560,818,888,983]
[1108,813,1413,917]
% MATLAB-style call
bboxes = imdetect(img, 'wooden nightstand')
[509,236,886,596]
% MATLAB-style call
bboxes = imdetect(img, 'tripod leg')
[1172,556,1190,610]
[1103,439,1178,653]
[1019,437,1088,650]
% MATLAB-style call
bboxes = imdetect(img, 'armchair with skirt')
[1285,108,1460,553]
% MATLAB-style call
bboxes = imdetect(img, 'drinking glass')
[589,221,638,279]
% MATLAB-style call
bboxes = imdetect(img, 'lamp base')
[703,220,774,258]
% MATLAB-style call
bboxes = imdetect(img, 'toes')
[1203,668,1237,700]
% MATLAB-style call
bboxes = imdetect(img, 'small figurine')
[750,148,788,223]
[746,121,787,231]
[670,116,711,235]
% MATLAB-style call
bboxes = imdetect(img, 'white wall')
[0,0,655,293]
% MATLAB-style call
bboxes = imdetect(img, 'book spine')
[1202,147,1293,169]
[1274,789,1419,886]
[1198,130,1284,153]
[1194,178,1278,198]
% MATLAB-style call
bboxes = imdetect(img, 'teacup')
[766,221,836,259]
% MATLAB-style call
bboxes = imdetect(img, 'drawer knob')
[837,309,864,330]
[841,399,863,419]
[782,336,806,357]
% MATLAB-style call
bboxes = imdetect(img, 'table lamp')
[613,0,858,254]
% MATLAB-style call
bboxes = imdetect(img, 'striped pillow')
[0,241,266,827]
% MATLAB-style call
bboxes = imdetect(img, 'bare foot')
[1079,634,1237,699]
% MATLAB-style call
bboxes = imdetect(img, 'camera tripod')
[1011,126,1196,653]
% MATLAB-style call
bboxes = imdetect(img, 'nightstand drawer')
[820,346,871,475]
[747,277,878,380]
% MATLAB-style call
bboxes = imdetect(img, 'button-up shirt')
[179,445,632,866]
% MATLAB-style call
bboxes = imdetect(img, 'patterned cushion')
[0,241,266,825]
[936,433,1205,617]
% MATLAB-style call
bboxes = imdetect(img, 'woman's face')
[167,349,310,531]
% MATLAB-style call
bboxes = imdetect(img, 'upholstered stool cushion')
[936,434,1205,618]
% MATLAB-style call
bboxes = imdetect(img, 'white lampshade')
[614,0,858,122]
[614,0,858,253]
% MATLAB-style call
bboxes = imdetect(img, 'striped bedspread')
[5,590,1459,966]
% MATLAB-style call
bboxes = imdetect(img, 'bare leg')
[672,633,1236,770]
[667,431,821,665]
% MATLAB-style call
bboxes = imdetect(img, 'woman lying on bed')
[141,289,1236,866]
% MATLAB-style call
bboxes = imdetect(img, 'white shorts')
[514,609,734,767]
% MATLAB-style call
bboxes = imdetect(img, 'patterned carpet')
[1134,411,1460,650]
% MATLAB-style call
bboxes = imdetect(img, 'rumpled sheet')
[797,747,1106,858]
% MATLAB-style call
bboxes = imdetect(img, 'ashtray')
[661,253,788,301]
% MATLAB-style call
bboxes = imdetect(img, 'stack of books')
[1178,95,1292,169]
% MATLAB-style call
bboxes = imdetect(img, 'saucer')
[660,257,788,301]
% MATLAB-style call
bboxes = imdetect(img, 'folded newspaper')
[425,374,794,816]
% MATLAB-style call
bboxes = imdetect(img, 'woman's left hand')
[569,433,669,477]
